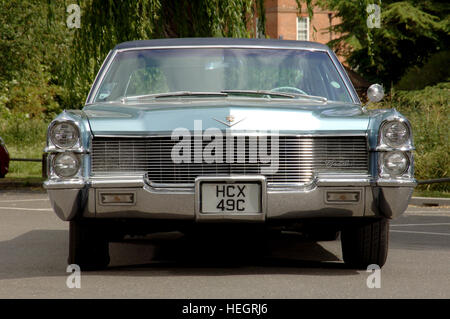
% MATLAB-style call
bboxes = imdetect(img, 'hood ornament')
[213,115,245,127]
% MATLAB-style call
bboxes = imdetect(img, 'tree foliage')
[65,0,449,101]
[2,0,449,114]
[396,50,450,90]
[0,0,71,117]
[314,0,449,86]
[63,0,260,107]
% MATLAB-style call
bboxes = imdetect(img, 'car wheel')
[68,220,110,270]
[341,218,389,269]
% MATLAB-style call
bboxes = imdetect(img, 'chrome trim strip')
[86,45,358,105]
[44,179,85,189]
[316,178,371,187]
[117,45,328,53]
[325,51,360,104]
[44,146,89,154]
[146,181,316,191]
[375,146,416,152]
[64,176,416,191]
[377,179,417,187]
[144,185,194,194]
[83,175,382,192]
[145,180,194,189]
[92,131,369,138]
[89,178,144,188]
[86,50,118,104]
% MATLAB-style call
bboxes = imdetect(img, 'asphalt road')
[0,189,449,299]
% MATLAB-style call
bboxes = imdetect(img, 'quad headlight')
[380,151,410,177]
[52,152,80,178]
[49,121,80,149]
[380,120,410,148]
[377,117,413,179]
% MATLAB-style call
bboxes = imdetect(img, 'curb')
[409,197,450,207]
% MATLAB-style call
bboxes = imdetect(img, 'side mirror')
[367,84,384,103]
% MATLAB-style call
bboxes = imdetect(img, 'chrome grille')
[91,136,368,185]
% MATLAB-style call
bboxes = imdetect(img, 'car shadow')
[0,229,359,280]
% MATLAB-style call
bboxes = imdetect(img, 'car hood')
[83,99,369,136]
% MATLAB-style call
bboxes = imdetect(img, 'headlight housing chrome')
[379,119,411,149]
[381,121,410,148]
[379,151,410,178]
[52,152,81,178]
[376,116,414,182]
[49,121,80,149]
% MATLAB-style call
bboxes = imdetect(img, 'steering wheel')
[270,86,307,95]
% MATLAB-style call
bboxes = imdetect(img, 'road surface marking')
[0,199,49,203]
[405,211,450,216]
[391,223,450,227]
[0,207,53,212]
[390,230,450,236]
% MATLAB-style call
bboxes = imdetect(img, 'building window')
[297,17,309,41]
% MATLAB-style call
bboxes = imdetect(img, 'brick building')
[260,0,339,45]
[258,0,370,97]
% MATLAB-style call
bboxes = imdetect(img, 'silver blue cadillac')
[44,38,416,270]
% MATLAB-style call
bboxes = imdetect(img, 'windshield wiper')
[221,90,327,102]
[121,91,228,102]
[120,90,327,103]
[290,93,328,103]
[220,90,296,99]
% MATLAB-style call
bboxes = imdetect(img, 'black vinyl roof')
[113,37,330,51]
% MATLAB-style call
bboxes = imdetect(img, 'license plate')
[200,183,261,214]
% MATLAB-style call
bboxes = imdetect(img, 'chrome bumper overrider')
[44,176,416,222]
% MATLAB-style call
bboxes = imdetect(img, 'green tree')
[0,0,71,117]
[314,0,449,86]
[61,0,264,108]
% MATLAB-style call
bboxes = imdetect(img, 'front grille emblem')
[213,115,245,127]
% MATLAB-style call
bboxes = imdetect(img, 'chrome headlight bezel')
[48,120,81,150]
[378,151,413,179]
[378,118,413,151]
[51,152,82,178]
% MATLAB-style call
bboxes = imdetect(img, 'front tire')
[341,218,389,269]
[68,220,110,270]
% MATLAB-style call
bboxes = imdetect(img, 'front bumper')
[44,175,416,222]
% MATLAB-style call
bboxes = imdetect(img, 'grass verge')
[413,189,450,198]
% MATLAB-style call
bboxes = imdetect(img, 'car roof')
[113,37,330,51]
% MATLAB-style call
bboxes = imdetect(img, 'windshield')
[94,48,353,103]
